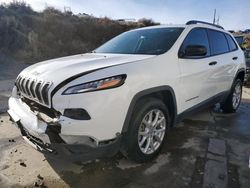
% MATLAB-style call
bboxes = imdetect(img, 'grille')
[16,76,52,106]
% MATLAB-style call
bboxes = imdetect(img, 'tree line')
[0,1,159,63]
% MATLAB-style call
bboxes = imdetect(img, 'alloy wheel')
[232,82,242,109]
[137,109,166,155]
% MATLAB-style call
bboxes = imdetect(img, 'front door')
[178,28,217,112]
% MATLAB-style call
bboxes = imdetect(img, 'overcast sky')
[1,0,249,30]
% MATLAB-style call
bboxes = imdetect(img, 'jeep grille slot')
[35,82,42,101]
[15,76,52,107]
[30,80,36,98]
[25,79,31,96]
[20,77,26,93]
[23,78,29,95]
[41,83,50,105]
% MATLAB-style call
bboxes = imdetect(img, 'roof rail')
[186,20,224,30]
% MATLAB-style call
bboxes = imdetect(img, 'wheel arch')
[121,86,177,134]
[235,68,245,83]
[221,68,245,104]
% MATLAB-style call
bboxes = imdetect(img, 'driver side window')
[181,28,210,58]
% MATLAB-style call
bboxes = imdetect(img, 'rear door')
[178,28,216,111]
[207,30,237,94]
[225,33,241,87]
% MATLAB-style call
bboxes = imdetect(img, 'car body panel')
[8,23,246,153]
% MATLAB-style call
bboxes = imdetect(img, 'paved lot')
[0,79,15,113]
[0,85,250,188]
[0,52,27,113]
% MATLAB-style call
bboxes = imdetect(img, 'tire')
[221,79,242,113]
[123,97,170,163]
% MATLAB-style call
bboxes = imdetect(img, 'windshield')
[95,27,184,55]
[245,50,250,66]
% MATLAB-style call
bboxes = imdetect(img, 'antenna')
[216,15,220,25]
[213,9,216,24]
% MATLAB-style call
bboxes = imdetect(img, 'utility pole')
[213,9,216,24]
[64,6,71,13]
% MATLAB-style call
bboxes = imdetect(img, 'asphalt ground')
[0,88,249,188]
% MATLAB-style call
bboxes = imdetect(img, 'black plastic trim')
[50,64,129,107]
[176,91,229,123]
[232,68,246,85]
[22,97,60,118]
[121,86,177,133]
[224,68,246,101]
[45,124,65,144]
[177,69,245,122]
[51,68,105,98]
[63,108,91,120]
[186,20,224,30]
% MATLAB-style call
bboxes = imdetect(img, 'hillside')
[0,2,158,64]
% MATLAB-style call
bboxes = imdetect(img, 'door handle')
[232,57,238,60]
[209,61,217,66]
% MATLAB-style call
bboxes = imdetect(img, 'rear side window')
[181,28,210,57]
[208,30,229,55]
[225,34,238,51]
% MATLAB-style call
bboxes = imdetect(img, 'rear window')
[208,30,229,55]
[225,34,238,51]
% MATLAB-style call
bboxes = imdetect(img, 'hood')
[19,53,154,84]
[16,53,154,107]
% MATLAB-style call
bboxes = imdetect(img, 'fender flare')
[234,68,245,82]
[121,85,177,133]
[231,68,246,90]
[221,68,245,103]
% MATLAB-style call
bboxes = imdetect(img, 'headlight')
[62,74,126,95]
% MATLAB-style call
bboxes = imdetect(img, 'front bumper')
[8,97,121,160]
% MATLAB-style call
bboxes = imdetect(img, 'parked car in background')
[244,49,250,85]
[234,35,245,47]
[244,29,250,34]
[8,20,246,162]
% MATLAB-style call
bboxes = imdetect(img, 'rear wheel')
[124,98,169,163]
[221,79,242,113]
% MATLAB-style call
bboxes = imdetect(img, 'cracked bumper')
[7,97,121,160]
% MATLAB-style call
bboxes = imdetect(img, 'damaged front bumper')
[7,97,121,160]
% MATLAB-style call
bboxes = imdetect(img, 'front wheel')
[124,98,169,163]
[221,79,242,113]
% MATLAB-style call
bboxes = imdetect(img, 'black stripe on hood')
[51,67,106,98]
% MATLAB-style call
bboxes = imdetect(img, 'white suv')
[8,20,246,162]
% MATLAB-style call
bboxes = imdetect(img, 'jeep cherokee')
[8,20,246,162]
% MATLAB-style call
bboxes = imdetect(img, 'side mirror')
[179,45,207,58]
